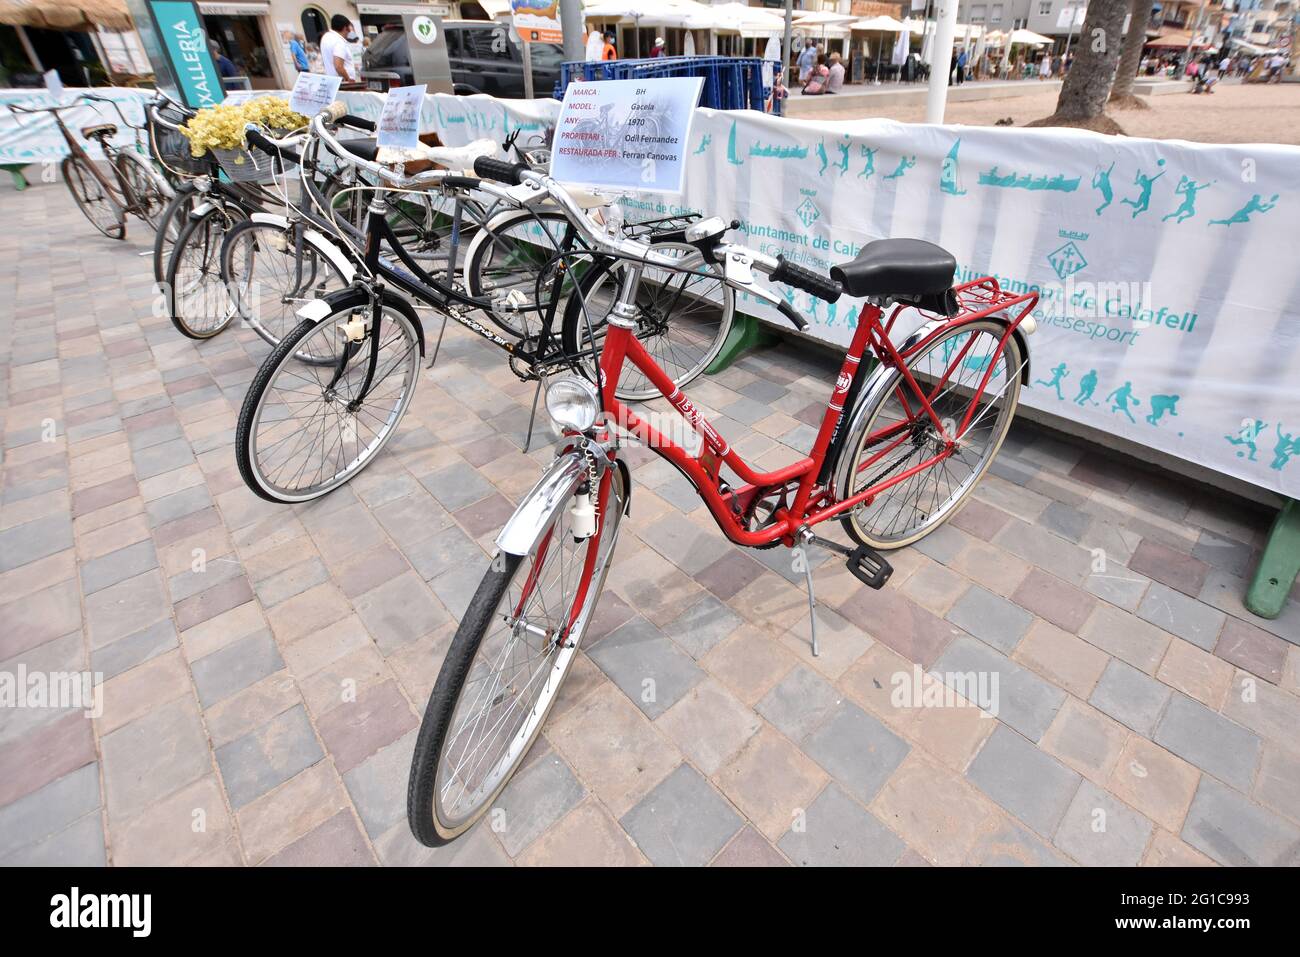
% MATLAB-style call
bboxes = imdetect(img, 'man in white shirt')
[321,14,359,81]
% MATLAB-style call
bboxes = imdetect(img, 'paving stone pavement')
[2,181,1299,867]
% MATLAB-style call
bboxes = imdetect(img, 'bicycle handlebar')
[245,126,303,167]
[472,156,532,186]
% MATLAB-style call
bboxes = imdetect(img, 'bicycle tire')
[462,208,578,340]
[164,207,241,339]
[407,464,626,846]
[235,292,423,503]
[837,319,1024,550]
[114,151,168,232]
[62,155,124,240]
[559,245,734,402]
[152,185,199,284]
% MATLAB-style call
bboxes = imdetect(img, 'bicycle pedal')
[847,546,892,590]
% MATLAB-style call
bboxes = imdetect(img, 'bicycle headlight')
[545,377,599,433]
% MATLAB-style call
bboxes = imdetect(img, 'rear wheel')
[115,151,168,232]
[62,155,124,239]
[220,219,350,360]
[463,209,577,339]
[561,243,733,401]
[839,320,1024,550]
[407,464,626,846]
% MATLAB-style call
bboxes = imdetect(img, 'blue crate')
[556,56,782,112]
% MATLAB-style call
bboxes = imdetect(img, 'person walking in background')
[797,40,817,85]
[602,33,618,61]
[283,30,309,72]
[827,52,845,93]
[1039,53,1052,80]
[954,46,967,84]
[650,36,666,58]
[321,14,358,81]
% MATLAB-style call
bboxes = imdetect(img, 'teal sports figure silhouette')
[693,134,711,155]
[835,137,850,175]
[1107,381,1141,423]
[816,141,830,176]
[858,146,877,180]
[1270,424,1299,471]
[1074,368,1099,405]
[884,155,916,180]
[1225,419,1268,461]
[1209,193,1279,226]
[1121,159,1166,218]
[1146,394,1180,425]
[1162,176,1215,223]
[1035,362,1069,400]
[1092,162,1115,215]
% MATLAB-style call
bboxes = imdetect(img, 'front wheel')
[407,463,626,846]
[838,319,1024,550]
[235,294,423,503]
[115,151,168,232]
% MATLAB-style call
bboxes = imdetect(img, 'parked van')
[361,20,564,98]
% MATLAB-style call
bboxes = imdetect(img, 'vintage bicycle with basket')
[405,160,1040,846]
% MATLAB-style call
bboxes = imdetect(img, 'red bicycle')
[407,158,1039,845]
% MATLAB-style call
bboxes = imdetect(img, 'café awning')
[848,15,907,32]
[0,0,131,31]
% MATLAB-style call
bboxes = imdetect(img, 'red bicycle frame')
[597,275,1039,549]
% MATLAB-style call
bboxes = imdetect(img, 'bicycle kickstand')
[425,309,451,372]
[799,548,820,657]
[522,368,548,454]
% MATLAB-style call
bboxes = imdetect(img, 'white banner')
[4,90,1297,497]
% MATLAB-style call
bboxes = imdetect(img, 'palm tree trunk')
[1110,0,1156,102]
[1053,0,1131,119]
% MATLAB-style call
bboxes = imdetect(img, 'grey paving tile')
[801,701,909,803]
[638,511,733,576]
[946,585,1032,654]
[79,539,158,596]
[588,616,705,719]
[191,629,284,709]
[342,729,418,838]
[419,461,494,511]
[491,749,586,857]
[932,636,1065,741]
[777,782,904,866]
[661,593,742,659]
[967,724,1081,837]
[0,811,105,867]
[0,513,73,573]
[1052,780,1154,866]
[0,763,100,859]
[1137,583,1226,651]
[214,705,324,810]
[620,764,742,867]
[1152,691,1261,791]
[1088,659,1172,735]
[100,696,210,821]
[1181,776,1300,867]
[755,665,842,743]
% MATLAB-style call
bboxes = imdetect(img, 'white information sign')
[289,72,342,117]
[550,77,703,195]
[377,84,426,149]
[43,69,63,102]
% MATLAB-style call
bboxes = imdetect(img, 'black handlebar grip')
[473,155,530,185]
[649,228,689,244]
[777,300,809,332]
[338,114,376,132]
[245,129,299,168]
[770,255,842,303]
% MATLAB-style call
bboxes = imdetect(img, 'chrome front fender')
[493,452,588,557]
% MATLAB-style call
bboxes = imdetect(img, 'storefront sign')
[550,78,703,194]
[511,0,562,44]
[400,14,454,93]
[147,0,224,108]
